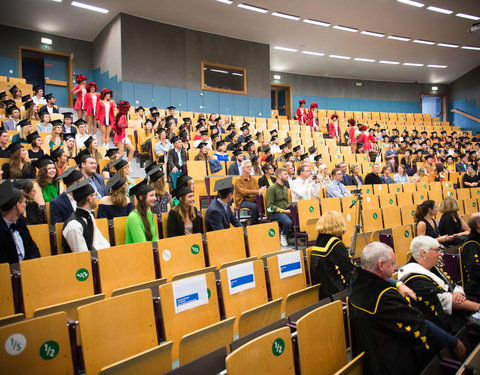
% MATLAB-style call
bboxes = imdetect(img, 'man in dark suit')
[205,177,243,231]
[0,180,40,264]
[456,154,470,172]
[50,166,84,224]
[75,150,107,198]
[365,163,382,185]
[167,135,187,187]
[338,162,355,186]
[62,112,77,135]
[228,149,244,175]
[44,93,59,114]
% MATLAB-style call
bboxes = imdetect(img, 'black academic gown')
[461,230,480,297]
[0,215,40,264]
[348,268,434,375]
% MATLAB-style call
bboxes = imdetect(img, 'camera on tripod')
[351,188,362,195]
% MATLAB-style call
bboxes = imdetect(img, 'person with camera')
[290,164,320,202]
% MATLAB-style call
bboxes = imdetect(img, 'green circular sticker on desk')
[477,191,480,195]
[39,340,59,360]
[389,199,393,204]
[268,229,275,237]
[366,189,370,194]
[207,288,211,299]
[411,210,415,216]
[75,268,89,282]
[397,188,400,192]
[449,184,453,188]
[272,338,285,356]
[420,195,424,200]
[352,199,355,205]
[405,230,410,238]
[423,184,427,189]
[309,206,314,213]
[373,213,378,219]
[191,245,200,255]
[474,202,477,208]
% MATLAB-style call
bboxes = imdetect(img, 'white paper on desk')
[227,262,256,295]
[278,251,302,279]
[172,274,208,314]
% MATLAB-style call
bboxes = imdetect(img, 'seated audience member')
[266,167,293,247]
[327,168,352,198]
[62,179,110,252]
[84,135,101,163]
[97,173,134,220]
[258,163,276,188]
[11,119,33,144]
[461,213,480,297]
[384,141,398,170]
[456,154,470,172]
[125,180,158,244]
[444,155,456,172]
[194,129,212,150]
[205,177,242,231]
[415,200,455,245]
[213,140,229,161]
[50,166,84,225]
[379,165,393,184]
[2,142,36,179]
[463,165,479,187]
[75,150,107,198]
[290,164,320,202]
[399,236,479,334]
[3,105,21,131]
[0,129,10,157]
[102,148,120,178]
[112,157,135,192]
[429,162,447,182]
[228,149,244,175]
[349,242,465,375]
[62,112,77,135]
[172,173,195,207]
[311,211,355,299]
[45,120,64,148]
[349,164,363,186]
[337,162,353,186]
[411,166,427,183]
[75,119,89,149]
[44,93,59,114]
[167,184,202,237]
[393,164,410,183]
[63,133,77,159]
[0,180,40,264]
[234,160,266,224]
[26,131,45,160]
[195,142,211,161]
[32,155,60,205]
[148,166,171,215]
[12,180,43,225]
[36,107,53,133]
[51,147,68,176]
[364,163,381,185]
[167,135,187,187]
[154,128,172,162]
[438,196,469,247]
[315,164,331,188]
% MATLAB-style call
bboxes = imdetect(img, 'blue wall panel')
[120,81,135,105]
[0,56,17,77]
[203,91,219,114]
[134,82,153,108]
[449,98,480,131]
[219,93,234,115]
[248,97,262,117]
[170,88,188,111]
[44,84,68,107]
[187,90,203,112]
[152,85,171,110]
[233,95,248,116]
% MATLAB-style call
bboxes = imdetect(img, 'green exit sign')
[43,45,49,50]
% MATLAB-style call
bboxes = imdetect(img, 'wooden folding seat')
[297,199,321,232]
[362,194,380,210]
[0,263,21,321]
[464,199,479,216]
[0,312,74,374]
[402,182,416,193]
[226,326,294,375]
[373,184,388,195]
[362,208,384,233]
[237,298,283,338]
[97,242,156,297]
[457,188,471,201]
[442,188,457,200]
[388,183,403,194]
[285,285,321,317]
[392,225,414,267]
[159,272,220,361]
[27,224,51,257]
[382,206,402,230]
[206,227,246,267]
[470,188,480,200]
[412,191,429,205]
[379,193,397,208]
[246,222,280,257]
[321,197,342,214]
[428,189,443,204]
[296,301,348,375]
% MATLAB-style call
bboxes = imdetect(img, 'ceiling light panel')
[427,64,447,68]
[426,6,452,14]
[387,35,411,41]
[271,12,300,21]
[329,55,351,60]
[403,63,424,66]
[413,39,435,45]
[274,46,298,52]
[379,60,400,65]
[354,58,375,62]
[361,31,385,38]
[461,46,480,51]
[71,1,109,13]
[333,25,358,32]
[237,3,268,13]
[216,0,233,4]
[302,51,325,56]
[397,0,424,8]
[437,43,459,48]
[456,13,480,21]
[303,19,330,27]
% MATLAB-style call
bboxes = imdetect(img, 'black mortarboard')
[424,154,433,160]
[50,147,65,161]
[234,142,243,150]
[7,106,20,115]
[144,119,154,127]
[66,179,95,202]
[0,91,6,100]
[18,119,31,128]
[240,125,249,132]
[26,131,41,144]
[195,124,204,131]
[284,137,292,144]
[147,166,165,182]
[21,95,31,102]
[300,153,309,161]
[32,154,54,169]
[213,176,234,194]
[165,115,174,124]
[33,85,42,92]
[293,145,301,152]
[263,145,271,153]
[216,140,226,148]
[156,127,166,135]
[4,99,15,108]
[179,130,188,139]
[200,130,209,136]
[314,155,323,162]
[227,124,235,131]
[7,142,24,154]
[243,141,254,151]
[24,100,35,110]
[62,112,73,119]
[244,135,253,143]
[210,125,218,132]
[215,117,222,123]
[175,174,192,189]
[284,152,293,160]
[269,129,277,135]
[8,85,18,95]
[135,106,145,112]
[144,160,158,174]
[233,149,243,157]
[57,166,83,186]
[0,180,23,211]
[74,119,87,126]
[183,117,191,122]
[271,136,278,142]
[129,179,154,198]
[308,146,317,154]
[112,157,128,171]
[460,153,467,158]
[230,132,237,139]
[172,184,192,199]
[265,155,275,163]
[149,107,158,114]
[107,172,126,192]
[84,136,95,149]
[167,106,176,110]
[197,142,208,149]
[44,93,54,101]
[212,134,221,142]
[105,148,119,158]
[280,143,288,150]
[51,120,63,127]
[74,149,92,165]
[63,133,75,141]
[170,135,181,144]
[250,154,259,163]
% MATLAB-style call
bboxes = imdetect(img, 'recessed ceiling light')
[302,51,325,56]
[52,0,62,2]
[41,37,52,45]
[329,55,351,60]
[461,46,480,51]
[456,13,480,21]
[237,3,268,13]
[303,19,330,27]
[387,35,411,42]
[354,58,375,62]
[273,74,281,80]
[71,1,109,13]
[210,69,229,74]
[216,0,233,4]
[432,86,438,91]
[232,72,244,76]
[361,31,385,38]
[413,39,435,45]
[271,12,300,21]
[437,43,459,48]
[403,62,424,66]
[426,6,452,14]
[333,25,358,33]
[379,60,400,65]
[397,0,424,8]
[427,64,447,68]
[274,46,298,52]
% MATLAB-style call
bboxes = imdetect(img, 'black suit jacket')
[342,174,355,186]
[166,208,202,237]
[167,148,187,170]
[0,215,40,264]
[228,162,241,176]
[205,199,242,231]
[364,172,381,185]
[50,192,74,225]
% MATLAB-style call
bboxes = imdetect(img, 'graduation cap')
[148,107,158,114]
[84,136,95,149]
[107,172,126,192]
[314,155,323,162]
[74,149,93,165]
[170,135,181,144]
[66,179,95,202]
[271,136,278,142]
[3,99,15,108]
[172,184,192,199]
[243,141,254,151]
[230,132,237,139]
[197,142,208,149]
[240,125,249,132]
[250,154,259,163]
[165,115,175,124]
[156,127,166,135]
[18,119,31,128]
[199,130,209,136]
[195,124,204,131]
[144,160,158,174]
[44,93,54,101]
[269,129,278,135]
[233,149,243,157]
[300,153,309,161]
[284,152,293,160]
[21,95,31,102]
[63,133,75,141]
[167,106,176,111]
[226,124,235,131]
[0,91,7,100]
[144,119,154,127]
[32,154,54,169]
[7,142,25,154]
[129,179,154,198]
[213,176,234,195]
[308,146,317,154]
[105,148,119,159]
[74,119,87,126]
[6,106,20,115]
[265,154,275,163]
[26,131,41,144]
[284,137,292,144]
[233,142,243,150]
[24,100,35,110]
[50,147,65,161]
[216,140,226,148]
[57,166,83,186]
[293,145,301,153]
[424,154,433,160]
[263,145,271,153]
[211,134,221,142]
[244,135,253,143]
[183,117,191,123]
[62,112,73,119]
[135,106,145,112]
[147,166,165,183]
[280,143,288,150]
[0,180,23,211]
[8,85,18,95]
[446,154,453,160]
[215,117,222,123]
[112,157,128,171]
[179,130,188,139]
[210,125,218,132]
[175,173,192,189]
[51,120,63,127]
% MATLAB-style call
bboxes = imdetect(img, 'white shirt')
[290,177,320,202]
[32,96,47,105]
[193,139,212,150]
[46,105,54,114]
[67,193,77,211]
[76,134,90,149]
[104,102,111,125]
[91,95,97,115]
[3,217,25,261]
[270,144,281,154]
[62,209,110,252]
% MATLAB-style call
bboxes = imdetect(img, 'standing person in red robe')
[84,82,99,135]
[329,114,341,144]
[307,102,319,131]
[112,101,134,161]
[296,99,308,125]
[72,74,87,120]
[96,88,115,148]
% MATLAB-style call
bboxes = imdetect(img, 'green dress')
[42,183,59,203]
[125,209,158,244]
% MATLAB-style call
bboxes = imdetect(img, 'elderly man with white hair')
[398,235,479,334]
[349,242,465,375]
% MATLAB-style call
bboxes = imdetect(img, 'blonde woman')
[316,164,331,188]
[349,164,363,186]
[11,120,33,144]
[45,120,64,148]
[411,166,427,183]
[23,101,39,121]
[62,134,77,159]
[97,173,134,220]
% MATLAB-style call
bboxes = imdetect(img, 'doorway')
[421,94,447,122]
[271,84,292,119]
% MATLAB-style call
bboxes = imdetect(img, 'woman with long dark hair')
[148,166,171,215]
[2,142,36,179]
[97,173,135,220]
[414,200,454,244]
[167,184,201,237]
[32,155,60,205]
[126,180,158,244]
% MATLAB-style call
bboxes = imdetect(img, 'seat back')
[226,326,295,375]
[361,194,379,210]
[362,208,384,233]
[113,216,128,245]
[20,252,94,318]
[378,193,397,208]
[96,218,110,243]
[0,311,73,374]
[388,183,403,194]
[320,197,342,214]
[246,222,280,257]
[412,191,428,205]
[97,242,156,297]
[285,285,321,317]
[297,199,320,232]
[382,206,401,229]
[392,225,414,267]
[0,263,15,318]
[78,289,158,375]
[206,227,246,267]
[400,204,417,225]
[296,301,347,375]
[464,198,479,216]
[27,224,51,257]
[157,233,205,280]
